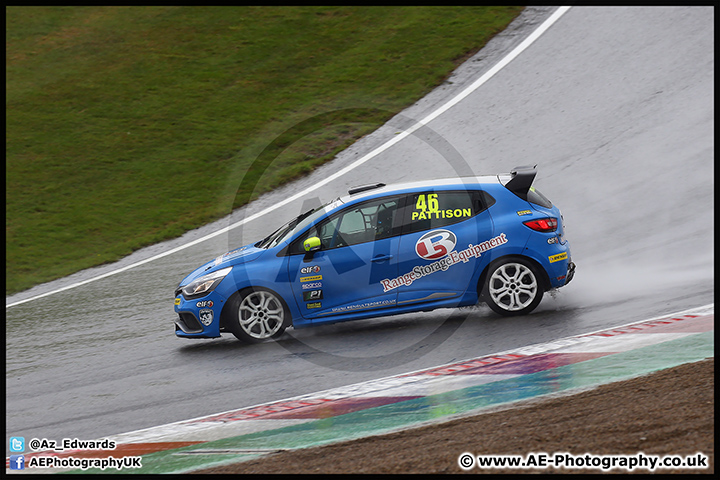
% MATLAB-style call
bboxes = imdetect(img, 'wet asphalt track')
[5,6,714,450]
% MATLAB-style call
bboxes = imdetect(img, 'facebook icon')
[10,455,25,470]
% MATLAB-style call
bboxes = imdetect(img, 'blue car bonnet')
[179,243,265,286]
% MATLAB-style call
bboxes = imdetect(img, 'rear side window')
[527,187,552,208]
[400,190,493,235]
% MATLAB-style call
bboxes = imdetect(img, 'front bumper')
[173,290,227,338]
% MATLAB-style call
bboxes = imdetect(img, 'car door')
[287,196,402,321]
[393,189,495,307]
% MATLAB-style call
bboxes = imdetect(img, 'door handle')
[371,254,393,262]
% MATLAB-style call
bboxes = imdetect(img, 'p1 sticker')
[303,290,323,302]
[415,229,457,260]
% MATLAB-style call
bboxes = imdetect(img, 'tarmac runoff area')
[11,303,713,474]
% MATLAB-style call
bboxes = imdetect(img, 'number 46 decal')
[416,193,439,213]
[412,193,471,221]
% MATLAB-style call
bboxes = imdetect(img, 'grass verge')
[6,6,523,294]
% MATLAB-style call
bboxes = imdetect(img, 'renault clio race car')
[174,166,575,343]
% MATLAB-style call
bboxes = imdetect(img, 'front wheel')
[483,258,544,316]
[224,288,288,343]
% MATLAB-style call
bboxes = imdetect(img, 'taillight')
[523,217,558,232]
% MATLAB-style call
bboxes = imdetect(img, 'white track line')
[6,7,571,309]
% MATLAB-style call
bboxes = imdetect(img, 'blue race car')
[174,166,575,343]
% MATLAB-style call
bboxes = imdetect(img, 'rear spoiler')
[504,165,537,200]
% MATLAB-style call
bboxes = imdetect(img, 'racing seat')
[375,204,394,239]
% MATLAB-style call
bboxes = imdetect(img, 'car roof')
[341,175,504,204]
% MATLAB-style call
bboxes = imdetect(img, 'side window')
[527,186,552,208]
[401,190,493,234]
[327,198,400,248]
[289,196,401,253]
[328,209,367,247]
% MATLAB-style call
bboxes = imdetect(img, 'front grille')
[176,312,203,333]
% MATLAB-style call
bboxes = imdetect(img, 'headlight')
[180,267,232,299]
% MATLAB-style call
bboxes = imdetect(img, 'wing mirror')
[303,236,322,261]
[303,236,321,252]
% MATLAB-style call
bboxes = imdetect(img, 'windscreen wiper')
[255,208,318,248]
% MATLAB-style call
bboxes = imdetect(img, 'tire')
[482,257,544,316]
[224,288,288,343]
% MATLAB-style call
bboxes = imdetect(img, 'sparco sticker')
[415,229,457,260]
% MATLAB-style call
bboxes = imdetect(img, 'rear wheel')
[483,258,544,316]
[224,288,288,343]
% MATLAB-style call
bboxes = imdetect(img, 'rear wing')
[503,165,537,201]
